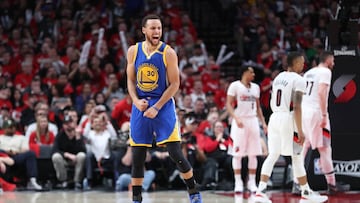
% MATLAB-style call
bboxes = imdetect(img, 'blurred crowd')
[0,0,359,192]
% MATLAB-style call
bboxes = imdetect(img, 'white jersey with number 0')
[302,66,331,109]
[227,81,260,117]
[270,71,306,112]
[268,71,306,155]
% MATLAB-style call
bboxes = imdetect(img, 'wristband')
[153,106,160,112]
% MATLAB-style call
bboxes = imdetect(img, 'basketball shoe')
[254,190,272,203]
[301,189,328,203]
[189,193,202,203]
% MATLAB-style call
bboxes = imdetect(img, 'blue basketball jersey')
[129,41,181,147]
[134,42,168,98]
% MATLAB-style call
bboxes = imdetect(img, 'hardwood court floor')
[1,190,360,203]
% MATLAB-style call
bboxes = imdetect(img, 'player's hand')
[235,117,243,128]
[135,99,149,111]
[320,115,327,128]
[263,124,268,135]
[297,131,305,145]
[143,106,158,119]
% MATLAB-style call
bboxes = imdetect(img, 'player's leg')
[292,136,312,195]
[167,142,202,203]
[230,121,246,193]
[131,146,147,203]
[318,146,350,194]
[232,156,243,192]
[246,118,262,192]
[247,155,258,192]
[292,154,328,202]
[254,153,280,203]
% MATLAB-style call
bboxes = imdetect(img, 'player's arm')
[318,83,329,127]
[256,98,268,133]
[293,90,305,144]
[126,45,148,111]
[226,94,236,118]
[226,94,243,128]
[152,46,180,110]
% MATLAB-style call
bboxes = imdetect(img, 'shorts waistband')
[139,96,161,100]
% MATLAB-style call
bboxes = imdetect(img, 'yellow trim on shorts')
[129,137,152,147]
[157,121,181,145]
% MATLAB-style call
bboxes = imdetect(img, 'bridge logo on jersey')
[332,74,357,103]
[137,63,159,92]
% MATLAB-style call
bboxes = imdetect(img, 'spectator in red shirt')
[111,92,132,129]
[256,42,276,70]
[28,116,55,157]
[197,121,233,189]
[23,76,48,105]
[197,111,220,135]
[1,50,19,76]
[14,60,34,90]
[180,63,194,95]
[202,64,221,94]
[35,41,50,68]
[88,56,106,92]
[214,77,230,110]
[42,66,59,88]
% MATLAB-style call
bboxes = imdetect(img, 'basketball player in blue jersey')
[126,14,202,203]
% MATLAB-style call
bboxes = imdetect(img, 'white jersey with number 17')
[302,66,331,109]
[270,71,306,112]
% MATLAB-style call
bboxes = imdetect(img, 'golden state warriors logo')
[137,63,159,92]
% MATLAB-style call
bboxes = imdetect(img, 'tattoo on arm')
[293,91,303,106]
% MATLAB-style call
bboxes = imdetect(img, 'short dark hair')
[319,51,333,63]
[239,66,252,78]
[142,14,161,28]
[287,52,303,67]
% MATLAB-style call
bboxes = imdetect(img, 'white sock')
[249,174,256,184]
[300,183,310,192]
[235,174,243,186]
[258,181,267,192]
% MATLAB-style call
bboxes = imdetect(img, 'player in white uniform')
[226,66,267,193]
[254,52,328,203]
[294,51,350,194]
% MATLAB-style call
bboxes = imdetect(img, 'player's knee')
[132,146,147,168]
[167,142,191,173]
[292,155,306,177]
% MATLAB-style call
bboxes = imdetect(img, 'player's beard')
[146,35,160,46]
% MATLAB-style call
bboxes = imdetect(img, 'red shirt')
[181,76,194,95]
[197,132,232,153]
[214,89,227,110]
[111,97,132,129]
[14,73,33,89]
[0,99,13,111]
[256,52,274,69]
[28,131,55,157]
[2,61,20,75]
[260,77,272,109]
